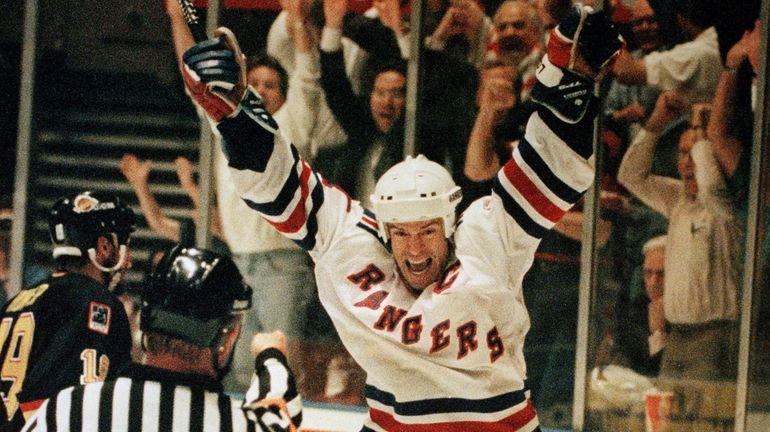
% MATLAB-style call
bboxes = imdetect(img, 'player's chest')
[331,258,509,364]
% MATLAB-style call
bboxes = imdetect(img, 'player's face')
[370,71,406,133]
[247,66,286,115]
[388,219,449,292]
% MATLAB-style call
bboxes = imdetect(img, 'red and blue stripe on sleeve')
[241,147,325,250]
[492,110,595,239]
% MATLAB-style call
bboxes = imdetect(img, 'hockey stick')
[177,0,207,42]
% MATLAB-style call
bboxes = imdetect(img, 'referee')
[20,246,302,432]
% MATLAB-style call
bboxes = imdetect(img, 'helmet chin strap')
[212,328,237,380]
[88,244,127,292]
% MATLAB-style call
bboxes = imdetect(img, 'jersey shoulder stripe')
[242,153,325,250]
[297,178,325,250]
[243,147,302,217]
[357,210,385,245]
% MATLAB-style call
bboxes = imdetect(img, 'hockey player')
[0,191,135,429]
[181,3,621,430]
[21,246,301,432]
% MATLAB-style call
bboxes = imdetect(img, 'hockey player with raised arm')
[181,4,622,431]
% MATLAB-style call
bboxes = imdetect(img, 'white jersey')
[217,88,596,431]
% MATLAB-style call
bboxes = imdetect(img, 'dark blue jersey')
[0,272,132,425]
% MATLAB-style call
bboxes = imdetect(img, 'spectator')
[485,0,543,83]
[271,0,478,183]
[119,153,230,255]
[463,1,544,164]
[613,235,667,376]
[425,0,492,68]
[704,22,770,294]
[319,0,409,205]
[604,0,665,139]
[612,0,721,104]
[0,192,134,429]
[264,0,350,160]
[706,21,760,208]
[21,246,302,432]
[364,0,480,177]
[618,90,742,381]
[535,0,572,32]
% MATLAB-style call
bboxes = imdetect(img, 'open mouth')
[498,37,524,51]
[406,258,432,273]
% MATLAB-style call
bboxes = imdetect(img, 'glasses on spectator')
[496,20,527,31]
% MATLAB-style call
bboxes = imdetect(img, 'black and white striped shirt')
[21,350,302,432]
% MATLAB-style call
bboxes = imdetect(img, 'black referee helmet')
[141,245,252,347]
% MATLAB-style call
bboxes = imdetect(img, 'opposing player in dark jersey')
[21,246,302,432]
[0,191,135,429]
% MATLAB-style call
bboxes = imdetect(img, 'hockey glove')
[530,4,622,124]
[547,3,623,78]
[182,27,247,122]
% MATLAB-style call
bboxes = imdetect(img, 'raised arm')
[165,0,196,69]
[174,156,226,240]
[319,0,373,134]
[611,48,647,85]
[243,331,303,430]
[617,91,684,217]
[706,30,756,177]
[181,28,353,252]
[464,67,517,182]
[373,0,409,58]
[120,153,181,241]
[341,13,402,60]
[486,4,623,241]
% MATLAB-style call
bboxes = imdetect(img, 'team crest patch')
[72,194,116,214]
[88,302,111,335]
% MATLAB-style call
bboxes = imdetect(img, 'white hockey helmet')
[370,155,462,242]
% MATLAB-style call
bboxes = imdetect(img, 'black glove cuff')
[217,91,277,173]
[254,347,289,373]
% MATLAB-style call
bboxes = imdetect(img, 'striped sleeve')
[243,348,302,428]
[492,108,596,239]
[218,89,327,251]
